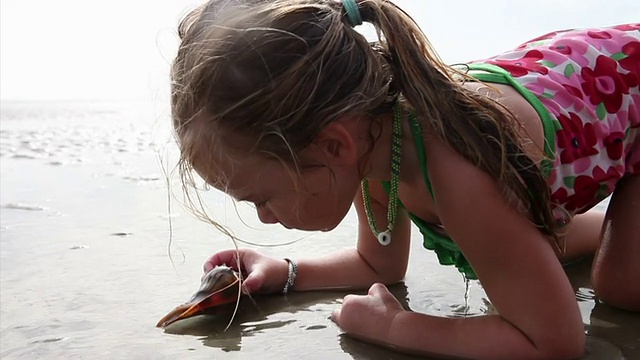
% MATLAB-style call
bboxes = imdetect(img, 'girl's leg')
[560,210,604,263]
[592,175,640,311]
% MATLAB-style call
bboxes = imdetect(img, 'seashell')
[156,265,241,328]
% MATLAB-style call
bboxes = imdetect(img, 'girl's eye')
[254,201,267,209]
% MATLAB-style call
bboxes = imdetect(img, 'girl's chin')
[318,222,341,232]
[282,222,338,232]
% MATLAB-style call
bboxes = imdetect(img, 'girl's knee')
[592,269,640,311]
[591,175,640,311]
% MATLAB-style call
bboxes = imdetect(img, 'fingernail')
[241,283,251,295]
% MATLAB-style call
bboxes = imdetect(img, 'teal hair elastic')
[341,0,362,26]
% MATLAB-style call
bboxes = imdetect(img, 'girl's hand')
[331,283,405,344]
[203,249,289,295]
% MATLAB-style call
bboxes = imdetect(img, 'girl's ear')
[311,120,359,166]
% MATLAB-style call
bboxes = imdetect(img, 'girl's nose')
[257,207,279,224]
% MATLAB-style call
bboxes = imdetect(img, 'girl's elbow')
[381,274,404,286]
[378,265,407,285]
[357,250,407,285]
[538,331,585,360]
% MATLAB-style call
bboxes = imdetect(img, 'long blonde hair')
[171,0,561,250]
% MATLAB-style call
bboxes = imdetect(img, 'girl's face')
[199,146,360,232]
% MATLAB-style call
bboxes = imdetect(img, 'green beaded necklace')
[361,104,404,246]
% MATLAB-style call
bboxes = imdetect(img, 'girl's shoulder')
[461,81,547,166]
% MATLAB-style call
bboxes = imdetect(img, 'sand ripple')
[1,101,172,183]
[2,203,46,211]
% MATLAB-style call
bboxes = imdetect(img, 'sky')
[1,0,638,102]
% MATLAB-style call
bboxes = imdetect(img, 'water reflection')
[339,334,439,360]
[156,260,637,359]
[587,302,640,359]
[564,257,638,359]
[340,279,493,360]
[160,291,346,352]
[338,283,445,360]
[159,281,495,359]
[160,283,438,358]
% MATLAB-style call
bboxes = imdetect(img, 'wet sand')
[1,100,638,359]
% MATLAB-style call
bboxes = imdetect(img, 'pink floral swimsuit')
[469,23,640,221]
[397,24,639,279]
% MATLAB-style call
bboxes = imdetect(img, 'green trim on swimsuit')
[378,64,562,280]
[407,117,478,279]
[381,117,478,280]
[466,63,560,176]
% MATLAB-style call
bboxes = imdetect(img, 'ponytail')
[355,0,562,251]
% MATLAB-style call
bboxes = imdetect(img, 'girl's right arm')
[205,180,413,294]
[293,180,413,291]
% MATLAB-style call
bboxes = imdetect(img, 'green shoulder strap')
[466,63,560,177]
[406,115,478,279]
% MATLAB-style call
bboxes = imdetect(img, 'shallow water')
[1,101,638,359]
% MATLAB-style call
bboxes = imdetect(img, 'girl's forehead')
[187,124,254,180]
[197,149,277,194]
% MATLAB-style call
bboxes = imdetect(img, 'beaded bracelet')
[282,258,298,294]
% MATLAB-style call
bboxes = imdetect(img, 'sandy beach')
[0,99,638,359]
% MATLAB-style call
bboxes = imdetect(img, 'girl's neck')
[363,110,423,187]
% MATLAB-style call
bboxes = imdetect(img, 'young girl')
[170,0,639,358]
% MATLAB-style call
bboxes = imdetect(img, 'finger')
[240,265,266,293]
[343,293,360,303]
[368,283,403,311]
[331,307,341,324]
[203,249,241,273]
[368,282,389,296]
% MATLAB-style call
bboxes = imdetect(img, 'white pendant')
[377,230,391,246]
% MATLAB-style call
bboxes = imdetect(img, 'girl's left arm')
[428,137,584,358]
[337,137,585,360]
